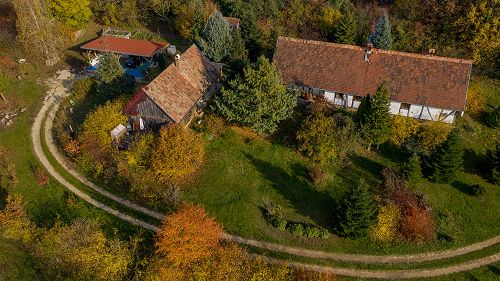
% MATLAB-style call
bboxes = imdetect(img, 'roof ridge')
[277,36,473,65]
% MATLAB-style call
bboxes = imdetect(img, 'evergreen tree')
[215,56,297,134]
[198,11,233,62]
[487,143,500,184]
[97,53,124,84]
[371,13,392,50]
[227,30,249,76]
[357,81,392,148]
[337,179,377,238]
[334,11,358,45]
[431,128,463,183]
[403,153,423,183]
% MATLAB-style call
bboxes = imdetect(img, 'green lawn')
[184,120,500,255]
[0,234,40,281]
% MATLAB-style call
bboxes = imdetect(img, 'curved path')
[31,71,500,278]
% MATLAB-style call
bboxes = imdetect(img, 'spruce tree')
[337,179,377,238]
[227,30,249,76]
[431,128,463,183]
[371,13,392,50]
[97,53,124,84]
[215,56,297,134]
[403,153,423,183]
[334,11,358,45]
[357,81,392,148]
[198,11,233,62]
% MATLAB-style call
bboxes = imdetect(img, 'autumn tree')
[430,128,463,183]
[414,121,452,154]
[357,81,392,149]
[48,0,92,30]
[175,0,216,41]
[151,125,205,184]
[0,195,34,243]
[371,13,392,50]
[198,11,232,62]
[389,114,419,146]
[297,113,357,164]
[337,179,377,238]
[215,56,297,134]
[33,218,133,281]
[156,204,223,265]
[148,0,181,21]
[456,1,500,67]
[316,5,342,39]
[13,0,61,65]
[401,205,436,241]
[334,10,358,44]
[372,203,401,242]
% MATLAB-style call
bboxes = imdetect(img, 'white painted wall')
[390,102,401,115]
[324,91,336,103]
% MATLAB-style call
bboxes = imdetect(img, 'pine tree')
[227,30,249,76]
[337,179,377,238]
[334,11,358,45]
[431,128,463,183]
[97,53,124,84]
[357,81,392,148]
[487,143,500,184]
[371,13,392,50]
[215,56,297,134]
[198,11,233,62]
[403,153,423,183]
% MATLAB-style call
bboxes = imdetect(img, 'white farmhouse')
[273,37,472,123]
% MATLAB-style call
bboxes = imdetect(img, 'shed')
[110,124,127,142]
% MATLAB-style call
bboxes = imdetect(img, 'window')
[400,103,411,110]
[353,95,363,102]
[335,93,345,100]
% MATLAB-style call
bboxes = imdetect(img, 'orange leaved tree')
[156,204,222,265]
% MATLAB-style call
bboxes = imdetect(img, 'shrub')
[72,77,96,99]
[287,223,304,236]
[401,205,436,241]
[470,184,486,196]
[402,153,422,183]
[63,139,80,159]
[484,107,499,128]
[372,203,401,242]
[270,216,288,230]
[304,226,321,238]
[414,121,452,154]
[308,166,327,185]
[35,166,49,187]
[202,114,227,139]
[319,228,330,239]
[389,114,419,146]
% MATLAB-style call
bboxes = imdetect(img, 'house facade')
[124,45,220,130]
[273,37,473,123]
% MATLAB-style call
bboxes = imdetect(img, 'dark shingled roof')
[81,36,167,57]
[274,37,472,111]
[124,45,219,122]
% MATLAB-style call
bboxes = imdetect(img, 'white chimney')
[174,54,181,67]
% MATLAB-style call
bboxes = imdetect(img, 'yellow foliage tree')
[33,218,133,281]
[415,121,453,154]
[372,203,401,242]
[389,114,419,146]
[151,124,205,184]
[0,195,34,243]
[465,79,487,118]
[456,0,500,66]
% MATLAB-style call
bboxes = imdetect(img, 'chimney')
[174,54,181,67]
[364,43,373,62]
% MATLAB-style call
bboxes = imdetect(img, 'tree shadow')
[378,142,408,164]
[350,155,385,179]
[244,153,335,229]
[451,181,474,196]
[463,148,489,179]
[488,265,500,276]
[0,187,7,210]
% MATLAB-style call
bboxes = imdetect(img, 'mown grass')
[0,233,39,281]
[183,124,499,255]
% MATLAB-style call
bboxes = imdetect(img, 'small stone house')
[124,45,220,130]
[273,37,473,123]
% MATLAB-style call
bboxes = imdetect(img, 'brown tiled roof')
[274,37,472,111]
[81,36,167,57]
[129,45,219,122]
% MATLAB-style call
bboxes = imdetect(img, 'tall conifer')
[431,128,463,183]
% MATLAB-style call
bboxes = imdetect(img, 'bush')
[372,203,401,242]
[72,77,96,99]
[389,114,419,146]
[287,223,304,236]
[414,121,452,154]
[402,153,422,183]
[484,107,499,128]
[270,216,288,230]
[401,205,436,242]
[319,228,330,239]
[470,184,486,196]
[35,167,49,187]
[202,114,227,139]
[304,226,321,238]
[308,166,327,185]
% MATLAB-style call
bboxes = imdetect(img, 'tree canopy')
[98,53,124,84]
[371,13,392,49]
[430,128,463,183]
[215,56,297,134]
[48,0,92,30]
[198,11,233,62]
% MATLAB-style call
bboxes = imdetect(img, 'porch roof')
[81,36,168,58]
